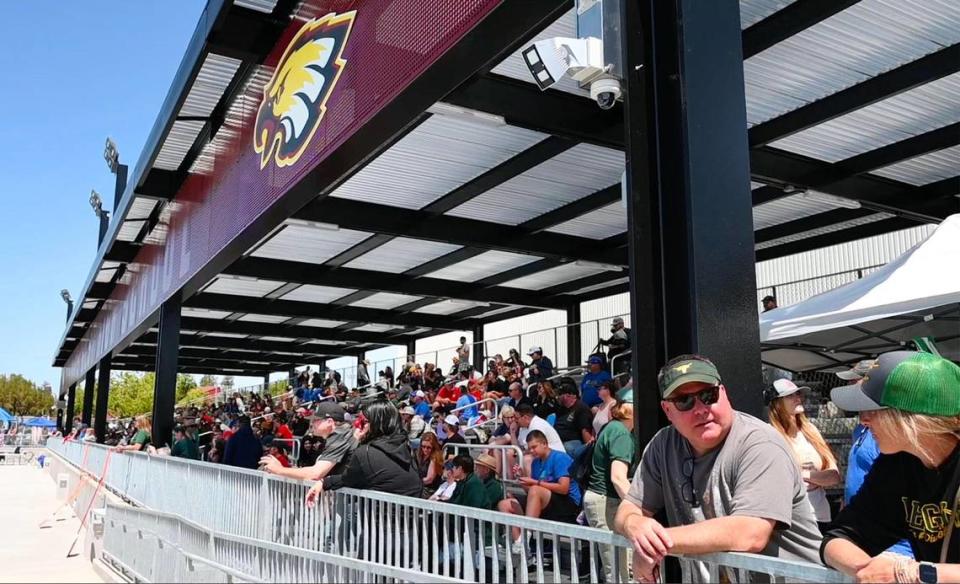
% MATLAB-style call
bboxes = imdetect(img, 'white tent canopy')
[760,214,960,373]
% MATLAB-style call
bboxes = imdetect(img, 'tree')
[198,374,218,387]
[0,373,55,416]
[176,374,198,403]
[107,372,155,418]
[268,379,289,396]
[221,375,235,391]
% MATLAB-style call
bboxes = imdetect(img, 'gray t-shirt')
[625,411,822,582]
[316,424,357,477]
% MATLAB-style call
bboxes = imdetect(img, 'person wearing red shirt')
[434,382,461,413]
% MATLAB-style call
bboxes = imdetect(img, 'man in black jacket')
[307,401,421,501]
[223,416,262,469]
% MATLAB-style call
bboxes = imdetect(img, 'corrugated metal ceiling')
[744,0,960,126]
[446,143,624,225]
[279,284,355,303]
[329,114,546,210]
[350,292,424,310]
[203,276,286,297]
[299,318,349,328]
[250,224,371,264]
[545,202,626,239]
[752,193,842,230]
[425,250,541,282]
[770,71,960,161]
[237,313,290,324]
[502,262,614,290]
[181,307,233,320]
[414,300,487,315]
[754,212,895,250]
[344,237,462,273]
[870,144,960,186]
[740,0,796,28]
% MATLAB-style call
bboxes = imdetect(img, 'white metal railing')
[48,438,850,583]
[103,502,463,583]
[442,442,524,483]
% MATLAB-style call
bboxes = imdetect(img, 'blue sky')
[0,2,206,389]
[0,2,406,394]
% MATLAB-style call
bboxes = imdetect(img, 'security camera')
[522,36,605,91]
[590,78,621,110]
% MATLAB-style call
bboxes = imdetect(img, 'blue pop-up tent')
[0,407,14,426]
[22,417,56,429]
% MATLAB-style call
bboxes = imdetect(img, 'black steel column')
[65,383,77,434]
[113,164,128,210]
[406,340,417,362]
[94,354,112,443]
[56,390,64,432]
[566,303,582,367]
[263,373,270,392]
[625,0,763,451]
[81,368,96,426]
[151,293,181,448]
[472,325,485,372]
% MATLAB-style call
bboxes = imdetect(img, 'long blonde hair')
[135,416,152,435]
[868,409,960,467]
[769,399,836,470]
[419,432,444,471]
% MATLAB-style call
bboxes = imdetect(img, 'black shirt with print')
[822,444,960,563]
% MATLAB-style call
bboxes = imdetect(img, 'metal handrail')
[104,502,465,583]
[449,397,499,420]
[610,349,632,376]
[442,442,524,480]
[48,437,851,583]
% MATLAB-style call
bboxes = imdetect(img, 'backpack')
[569,422,610,491]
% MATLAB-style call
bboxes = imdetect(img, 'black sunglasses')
[664,385,721,412]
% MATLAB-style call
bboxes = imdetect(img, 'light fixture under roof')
[574,260,624,272]
[799,190,861,210]
[426,102,506,127]
[286,218,340,231]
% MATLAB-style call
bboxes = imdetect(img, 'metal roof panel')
[446,144,624,225]
[344,237,462,273]
[426,250,541,282]
[350,293,424,310]
[769,72,960,161]
[251,224,371,264]
[870,144,960,185]
[502,262,614,290]
[545,202,626,239]
[754,212,895,249]
[752,193,841,230]
[203,276,286,297]
[329,114,546,210]
[279,285,355,303]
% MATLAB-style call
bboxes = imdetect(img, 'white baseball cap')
[444,414,460,426]
[527,346,542,356]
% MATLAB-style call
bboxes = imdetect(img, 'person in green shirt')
[449,455,490,510]
[474,454,504,509]
[115,416,151,452]
[584,389,635,583]
[171,425,200,460]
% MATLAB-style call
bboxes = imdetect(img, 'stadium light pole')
[103,137,128,209]
[60,289,74,323]
[89,190,110,248]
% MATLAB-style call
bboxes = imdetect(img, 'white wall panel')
[483,310,567,368]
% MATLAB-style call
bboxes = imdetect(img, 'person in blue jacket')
[580,355,613,408]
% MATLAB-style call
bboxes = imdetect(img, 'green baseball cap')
[831,351,960,416]
[658,357,722,399]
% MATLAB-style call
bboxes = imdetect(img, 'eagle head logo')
[253,11,356,170]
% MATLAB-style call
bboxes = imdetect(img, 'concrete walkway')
[0,464,105,583]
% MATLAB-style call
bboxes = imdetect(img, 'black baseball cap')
[309,401,346,423]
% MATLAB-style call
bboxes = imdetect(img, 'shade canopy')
[21,417,57,428]
[760,214,960,373]
[0,407,14,424]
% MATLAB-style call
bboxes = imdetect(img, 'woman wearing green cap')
[822,351,960,584]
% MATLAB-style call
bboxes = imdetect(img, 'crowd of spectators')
[58,328,960,583]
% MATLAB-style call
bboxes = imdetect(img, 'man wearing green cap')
[822,351,960,584]
[614,354,821,583]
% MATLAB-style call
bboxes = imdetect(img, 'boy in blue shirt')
[497,430,582,553]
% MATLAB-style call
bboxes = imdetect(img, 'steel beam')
[94,353,112,443]
[151,294,181,448]
[81,368,96,426]
[741,0,861,59]
[64,383,77,434]
[627,0,763,434]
